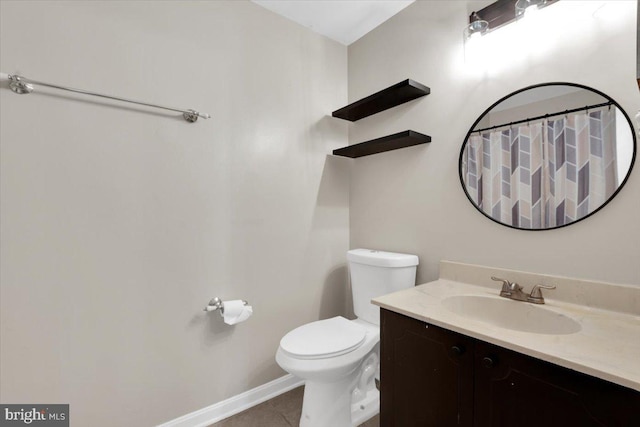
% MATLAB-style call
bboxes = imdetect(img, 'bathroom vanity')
[373,261,640,427]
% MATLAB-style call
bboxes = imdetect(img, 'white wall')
[348,1,640,286]
[0,1,349,426]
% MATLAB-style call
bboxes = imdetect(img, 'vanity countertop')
[372,264,640,392]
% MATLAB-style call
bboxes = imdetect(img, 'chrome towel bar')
[5,73,211,123]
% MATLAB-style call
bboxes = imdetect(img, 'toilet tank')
[347,249,419,325]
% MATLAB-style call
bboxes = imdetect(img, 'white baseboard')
[157,374,304,427]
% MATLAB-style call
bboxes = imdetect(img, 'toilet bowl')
[276,317,380,427]
[276,249,419,427]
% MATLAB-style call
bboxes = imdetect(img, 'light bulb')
[523,4,540,17]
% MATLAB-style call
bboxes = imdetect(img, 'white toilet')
[276,249,419,427]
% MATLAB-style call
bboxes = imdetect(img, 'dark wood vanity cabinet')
[380,309,640,427]
[380,308,475,426]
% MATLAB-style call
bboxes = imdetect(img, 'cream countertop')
[372,262,640,392]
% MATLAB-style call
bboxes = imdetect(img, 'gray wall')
[0,1,349,426]
[348,1,640,286]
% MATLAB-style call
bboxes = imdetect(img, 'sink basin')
[441,295,581,335]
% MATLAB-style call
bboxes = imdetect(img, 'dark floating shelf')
[333,130,431,158]
[332,79,430,122]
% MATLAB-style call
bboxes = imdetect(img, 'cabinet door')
[474,341,640,427]
[380,309,474,427]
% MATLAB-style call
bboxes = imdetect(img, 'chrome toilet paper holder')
[203,297,249,313]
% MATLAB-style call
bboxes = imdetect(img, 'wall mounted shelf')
[333,130,431,158]
[332,79,430,122]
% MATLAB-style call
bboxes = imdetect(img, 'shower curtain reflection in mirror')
[461,107,618,229]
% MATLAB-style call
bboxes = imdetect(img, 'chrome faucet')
[491,276,556,304]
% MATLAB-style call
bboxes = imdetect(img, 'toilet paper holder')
[203,297,249,313]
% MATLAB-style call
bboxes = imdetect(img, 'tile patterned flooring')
[209,386,379,427]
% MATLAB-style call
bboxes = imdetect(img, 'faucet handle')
[528,284,556,304]
[491,276,512,296]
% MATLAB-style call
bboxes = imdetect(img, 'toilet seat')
[280,316,367,360]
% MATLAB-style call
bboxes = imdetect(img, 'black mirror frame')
[458,82,637,231]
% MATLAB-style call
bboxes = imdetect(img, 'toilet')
[276,249,419,427]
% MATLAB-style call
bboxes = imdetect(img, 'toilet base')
[350,387,379,426]
[298,350,379,427]
[299,382,379,427]
[351,352,379,426]
[299,377,354,427]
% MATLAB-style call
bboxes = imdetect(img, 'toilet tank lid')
[347,249,419,267]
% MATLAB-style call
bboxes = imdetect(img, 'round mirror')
[459,83,636,230]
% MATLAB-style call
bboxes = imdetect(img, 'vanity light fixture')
[515,0,546,18]
[464,12,489,40]
[464,0,558,39]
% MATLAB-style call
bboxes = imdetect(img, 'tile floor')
[209,386,379,427]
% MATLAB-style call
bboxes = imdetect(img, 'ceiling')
[251,0,415,46]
